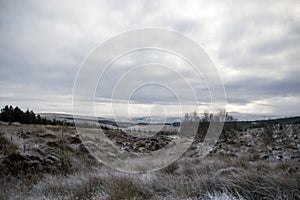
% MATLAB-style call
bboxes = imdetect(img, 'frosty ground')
[0,124,299,199]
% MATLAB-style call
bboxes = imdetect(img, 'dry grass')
[0,133,19,156]
[0,124,299,199]
[5,156,296,200]
[105,175,152,200]
[161,161,179,175]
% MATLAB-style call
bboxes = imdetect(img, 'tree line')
[0,105,73,126]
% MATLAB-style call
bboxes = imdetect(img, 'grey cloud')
[225,73,300,104]
[0,0,299,115]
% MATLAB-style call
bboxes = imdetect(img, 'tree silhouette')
[0,105,36,124]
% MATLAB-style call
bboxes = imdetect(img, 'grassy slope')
[0,123,299,200]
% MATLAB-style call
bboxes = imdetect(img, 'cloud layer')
[0,0,299,116]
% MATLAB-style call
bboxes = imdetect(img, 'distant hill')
[38,112,300,129]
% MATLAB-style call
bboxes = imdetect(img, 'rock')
[107,152,117,158]
[227,140,237,145]
[43,158,55,165]
[282,151,293,160]
[46,141,60,147]
[121,146,132,152]
[39,133,56,139]
[152,143,161,151]
[105,130,173,153]
[1,153,44,175]
[239,140,247,146]
[260,153,269,159]
[34,145,47,156]
[27,154,42,162]
[227,152,238,157]
[266,145,273,151]
[67,135,82,144]
[18,131,31,138]
[78,143,89,153]
[275,155,283,160]
[138,147,147,152]
[47,154,59,162]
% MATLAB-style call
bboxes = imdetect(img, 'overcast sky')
[0,0,299,117]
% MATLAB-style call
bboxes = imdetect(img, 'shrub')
[0,134,18,155]
[161,161,179,175]
[262,121,274,145]
[105,176,152,200]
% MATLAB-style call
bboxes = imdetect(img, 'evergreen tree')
[0,105,10,122]
[13,106,23,123]
[37,114,42,124]
[0,105,74,126]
